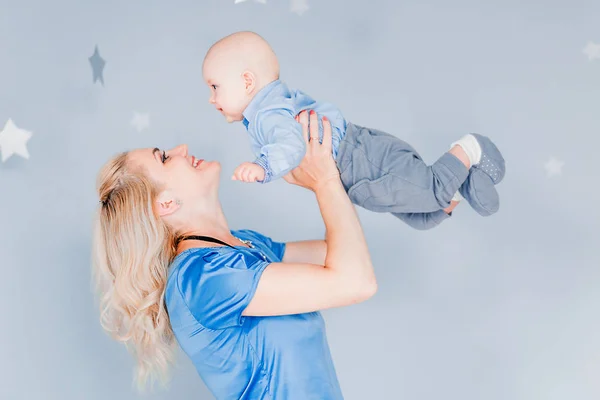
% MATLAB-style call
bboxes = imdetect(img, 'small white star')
[544,157,564,178]
[0,119,32,162]
[290,0,309,15]
[234,0,266,4]
[130,112,150,132]
[582,41,600,61]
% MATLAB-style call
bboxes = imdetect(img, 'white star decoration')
[544,157,564,178]
[290,0,309,15]
[130,112,150,132]
[0,119,32,162]
[582,41,600,60]
[234,0,266,4]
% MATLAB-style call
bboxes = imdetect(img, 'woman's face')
[128,144,221,211]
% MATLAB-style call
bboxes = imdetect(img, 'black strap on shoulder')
[176,235,236,248]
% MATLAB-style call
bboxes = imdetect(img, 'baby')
[202,31,505,230]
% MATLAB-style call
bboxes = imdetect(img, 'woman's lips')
[193,157,204,168]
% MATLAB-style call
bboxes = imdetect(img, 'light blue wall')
[1,0,599,399]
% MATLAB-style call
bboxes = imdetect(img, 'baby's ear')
[242,71,255,91]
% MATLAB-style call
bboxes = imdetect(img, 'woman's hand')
[283,110,341,192]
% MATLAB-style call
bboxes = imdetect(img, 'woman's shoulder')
[164,244,268,318]
[166,244,262,292]
[168,247,235,278]
[165,249,225,302]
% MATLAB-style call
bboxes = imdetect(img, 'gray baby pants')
[335,122,470,230]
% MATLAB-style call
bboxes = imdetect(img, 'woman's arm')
[281,240,326,265]
[243,111,376,317]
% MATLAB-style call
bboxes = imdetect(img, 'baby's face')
[203,62,250,123]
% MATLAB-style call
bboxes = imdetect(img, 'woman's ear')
[155,190,181,217]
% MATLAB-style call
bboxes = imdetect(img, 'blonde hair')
[91,151,179,392]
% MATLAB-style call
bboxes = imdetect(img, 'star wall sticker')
[130,112,150,132]
[89,45,106,85]
[290,0,309,15]
[0,119,32,162]
[544,157,564,178]
[234,0,266,4]
[582,41,600,61]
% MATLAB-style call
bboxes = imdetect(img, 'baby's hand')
[232,162,266,182]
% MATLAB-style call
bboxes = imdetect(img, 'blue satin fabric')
[165,229,344,399]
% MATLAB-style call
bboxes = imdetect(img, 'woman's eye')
[162,151,170,163]
[211,85,217,90]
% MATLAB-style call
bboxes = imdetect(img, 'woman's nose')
[179,144,188,156]
[169,144,188,157]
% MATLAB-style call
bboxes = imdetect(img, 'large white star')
[0,119,32,162]
[582,41,600,61]
[544,157,564,178]
[234,0,266,4]
[290,0,309,15]
[130,112,150,132]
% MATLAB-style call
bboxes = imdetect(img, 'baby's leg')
[391,201,460,230]
[340,124,470,214]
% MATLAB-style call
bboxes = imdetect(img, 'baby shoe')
[458,134,505,216]
[471,133,505,184]
[459,168,500,216]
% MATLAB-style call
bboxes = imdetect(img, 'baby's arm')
[253,110,306,183]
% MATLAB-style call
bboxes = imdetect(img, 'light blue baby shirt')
[242,80,347,183]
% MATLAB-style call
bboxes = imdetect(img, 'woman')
[92,110,377,399]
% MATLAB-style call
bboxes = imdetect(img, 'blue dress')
[165,229,344,399]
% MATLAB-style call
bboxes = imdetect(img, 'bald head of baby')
[202,31,280,123]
